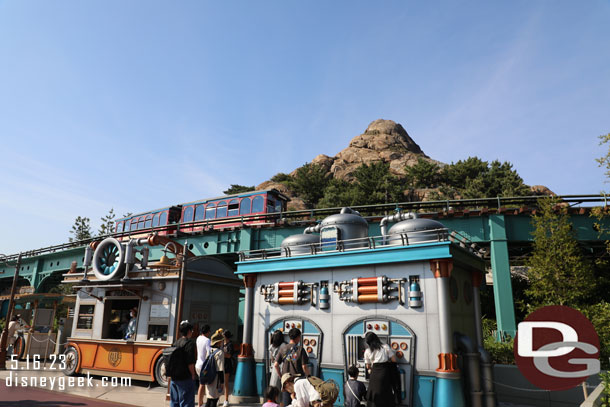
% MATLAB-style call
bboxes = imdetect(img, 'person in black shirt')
[170,321,197,407]
[344,365,366,407]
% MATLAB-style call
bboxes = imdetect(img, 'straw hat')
[210,328,224,347]
[281,373,295,390]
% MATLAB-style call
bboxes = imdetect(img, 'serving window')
[76,303,95,330]
[101,298,140,340]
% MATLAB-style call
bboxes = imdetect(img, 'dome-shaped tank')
[281,233,320,256]
[387,218,447,245]
[320,208,368,249]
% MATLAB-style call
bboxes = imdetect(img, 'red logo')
[514,305,600,391]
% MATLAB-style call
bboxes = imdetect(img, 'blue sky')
[1,1,609,254]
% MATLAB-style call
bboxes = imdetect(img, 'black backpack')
[163,341,187,379]
[200,349,218,384]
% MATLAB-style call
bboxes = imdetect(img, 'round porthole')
[204,242,209,249]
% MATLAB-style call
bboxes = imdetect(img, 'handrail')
[1,194,606,262]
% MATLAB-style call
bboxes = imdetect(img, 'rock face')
[284,119,438,183]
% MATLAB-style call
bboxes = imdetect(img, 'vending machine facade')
[235,209,492,407]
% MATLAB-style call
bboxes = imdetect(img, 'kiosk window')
[102,299,140,340]
[77,304,95,330]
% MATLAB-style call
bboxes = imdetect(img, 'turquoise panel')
[413,375,436,407]
[255,362,266,397]
[233,357,258,397]
[237,242,452,274]
[270,320,284,331]
[319,368,344,407]
[345,321,364,335]
[303,320,320,334]
[390,322,412,336]
[433,377,464,407]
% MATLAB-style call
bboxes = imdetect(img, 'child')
[262,386,280,407]
[343,365,366,407]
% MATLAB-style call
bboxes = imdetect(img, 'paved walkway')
[0,361,261,407]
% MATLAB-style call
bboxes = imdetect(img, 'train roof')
[180,188,290,206]
[115,189,290,222]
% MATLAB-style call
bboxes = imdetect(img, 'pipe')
[358,286,379,294]
[479,347,497,407]
[357,276,381,285]
[380,212,418,243]
[278,282,295,289]
[304,223,322,234]
[455,333,483,407]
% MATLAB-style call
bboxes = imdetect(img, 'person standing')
[274,328,309,407]
[6,315,20,355]
[196,324,212,407]
[169,321,197,407]
[204,329,225,407]
[125,307,137,340]
[221,330,235,407]
[268,330,285,390]
[343,365,366,407]
[363,332,398,407]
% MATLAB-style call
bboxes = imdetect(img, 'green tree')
[98,208,116,236]
[318,179,358,208]
[69,216,92,242]
[352,161,404,205]
[596,133,610,181]
[404,158,441,188]
[442,157,488,189]
[525,197,595,307]
[223,184,255,195]
[289,163,330,208]
[462,160,530,198]
[270,173,291,183]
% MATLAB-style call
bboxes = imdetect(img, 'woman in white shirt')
[363,332,399,407]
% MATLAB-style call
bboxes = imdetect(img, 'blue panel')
[320,368,344,407]
[270,320,285,331]
[413,375,436,407]
[237,242,452,274]
[433,377,464,407]
[233,358,258,397]
[303,320,320,334]
[390,322,412,336]
[255,362,266,397]
[345,322,365,335]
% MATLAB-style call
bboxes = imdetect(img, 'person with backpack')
[343,365,366,407]
[274,328,309,407]
[201,328,225,407]
[167,321,197,407]
[268,330,285,390]
[196,324,212,407]
[221,330,235,407]
[281,373,339,407]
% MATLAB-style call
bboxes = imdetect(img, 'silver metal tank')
[387,218,447,245]
[319,207,368,249]
[281,233,320,256]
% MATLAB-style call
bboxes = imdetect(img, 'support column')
[471,271,484,348]
[488,215,516,340]
[231,273,259,403]
[431,259,465,407]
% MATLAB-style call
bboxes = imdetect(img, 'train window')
[240,197,251,215]
[116,221,123,233]
[183,206,194,223]
[205,204,216,220]
[159,211,168,226]
[194,204,205,221]
[267,199,275,213]
[217,201,227,218]
[131,218,138,231]
[145,215,152,229]
[252,196,264,213]
[152,214,159,228]
[138,216,145,230]
[124,221,130,232]
[228,199,239,217]
[275,199,283,213]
